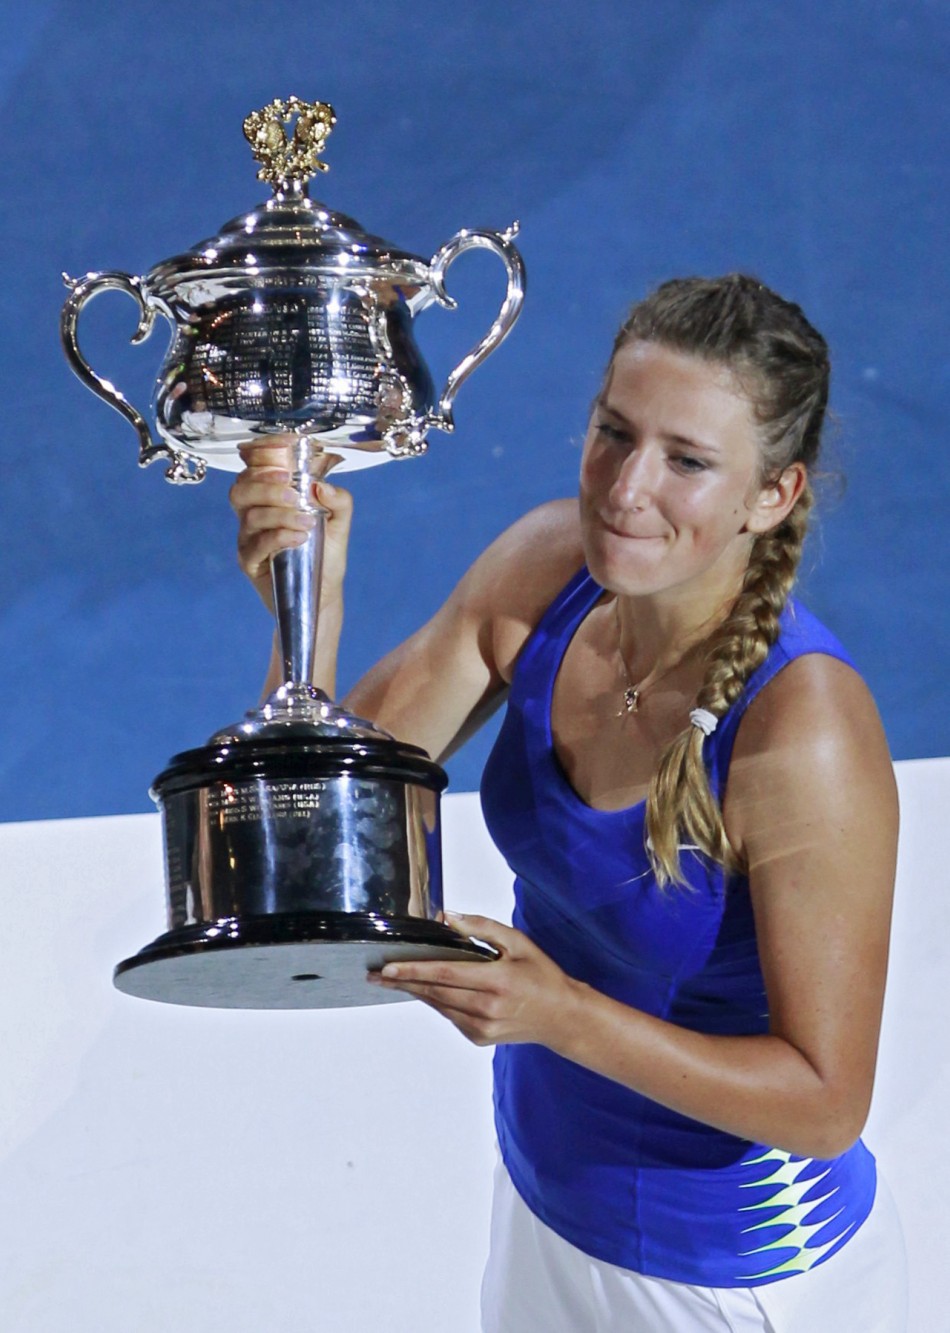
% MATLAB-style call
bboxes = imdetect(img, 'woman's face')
[579,341,791,603]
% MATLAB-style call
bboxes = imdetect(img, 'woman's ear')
[744,462,808,534]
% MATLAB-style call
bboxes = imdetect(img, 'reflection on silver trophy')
[61,96,525,1009]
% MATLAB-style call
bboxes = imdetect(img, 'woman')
[232,275,906,1331]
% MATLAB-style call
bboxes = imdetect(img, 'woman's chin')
[583,537,670,596]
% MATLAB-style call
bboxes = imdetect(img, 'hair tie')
[689,707,719,737]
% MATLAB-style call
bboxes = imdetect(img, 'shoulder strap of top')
[509,565,601,703]
[704,598,859,799]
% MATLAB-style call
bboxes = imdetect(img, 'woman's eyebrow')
[597,396,628,420]
[598,398,720,454]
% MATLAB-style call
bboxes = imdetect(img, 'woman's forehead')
[603,342,758,440]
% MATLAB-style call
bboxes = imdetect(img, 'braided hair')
[610,275,830,888]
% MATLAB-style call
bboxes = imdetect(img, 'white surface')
[864,758,950,1333]
[0,762,945,1331]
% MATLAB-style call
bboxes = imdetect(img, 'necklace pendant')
[622,686,640,715]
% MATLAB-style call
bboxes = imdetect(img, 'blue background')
[1,0,947,822]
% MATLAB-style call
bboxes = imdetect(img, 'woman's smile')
[598,520,668,540]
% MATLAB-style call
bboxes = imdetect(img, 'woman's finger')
[442,912,525,955]
[230,472,294,507]
[369,972,503,1023]
[238,527,316,581]
[372,975,493,1006]
[313,479,353,519]
[375,956,501,991]
[238,437,298,470]
[239,504,318,538]
[412,998,501,1046]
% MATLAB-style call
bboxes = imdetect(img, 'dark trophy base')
[127,723,494,1011]
[114,910,497,1009]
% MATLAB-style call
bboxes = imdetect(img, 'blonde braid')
[604,274,831,887]
[646,487,813,888]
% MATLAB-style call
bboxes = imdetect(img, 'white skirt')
[481,1157,908,1332]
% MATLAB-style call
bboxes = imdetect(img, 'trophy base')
[113,911,497,1010]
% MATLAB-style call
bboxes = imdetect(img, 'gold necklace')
[614,603,700,717]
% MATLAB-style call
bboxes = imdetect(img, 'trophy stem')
[270,438,334,690]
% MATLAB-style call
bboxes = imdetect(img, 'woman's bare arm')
[341,500,583,761]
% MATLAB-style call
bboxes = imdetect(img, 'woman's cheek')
[579,448,612,499]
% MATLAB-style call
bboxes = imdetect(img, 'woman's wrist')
[540,974,599,1057]
[313,595,343,692]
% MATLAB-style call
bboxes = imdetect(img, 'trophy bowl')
[61,96,524,1008]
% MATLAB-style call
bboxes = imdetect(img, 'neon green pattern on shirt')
[737,1147,857,1280]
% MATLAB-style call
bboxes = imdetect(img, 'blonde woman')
[232,276,906,1332]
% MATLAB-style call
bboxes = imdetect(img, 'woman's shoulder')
[487,496,583,561]
[459,498,587,683]
[724,631,896,856]
[725,601,866,755]
[738,649,883,758]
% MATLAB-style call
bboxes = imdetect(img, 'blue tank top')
[480,567,877,1288]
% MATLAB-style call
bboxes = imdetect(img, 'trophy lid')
[147,97,432,292]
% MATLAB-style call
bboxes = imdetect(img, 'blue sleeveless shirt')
[480,568,877,1288]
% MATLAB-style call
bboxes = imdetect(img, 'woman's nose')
[609,446,659,510]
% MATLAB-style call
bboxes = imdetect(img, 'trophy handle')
[60,270,206,485]
[427,223,526,432]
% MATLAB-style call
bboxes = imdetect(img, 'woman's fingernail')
[381,964,400,979]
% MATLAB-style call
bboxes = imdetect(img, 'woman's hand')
[368,913,585,1048]
[229,438,353,615]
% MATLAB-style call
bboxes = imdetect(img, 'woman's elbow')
[779,1092,871,1161]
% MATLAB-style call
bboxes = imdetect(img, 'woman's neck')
[613,561,747,679]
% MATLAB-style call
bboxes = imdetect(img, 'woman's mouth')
[600,516,666,541]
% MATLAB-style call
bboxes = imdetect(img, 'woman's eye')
[672,454,708,473]
[596,420,629,444]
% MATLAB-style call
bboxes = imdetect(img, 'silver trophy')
[61,97,525,1009]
